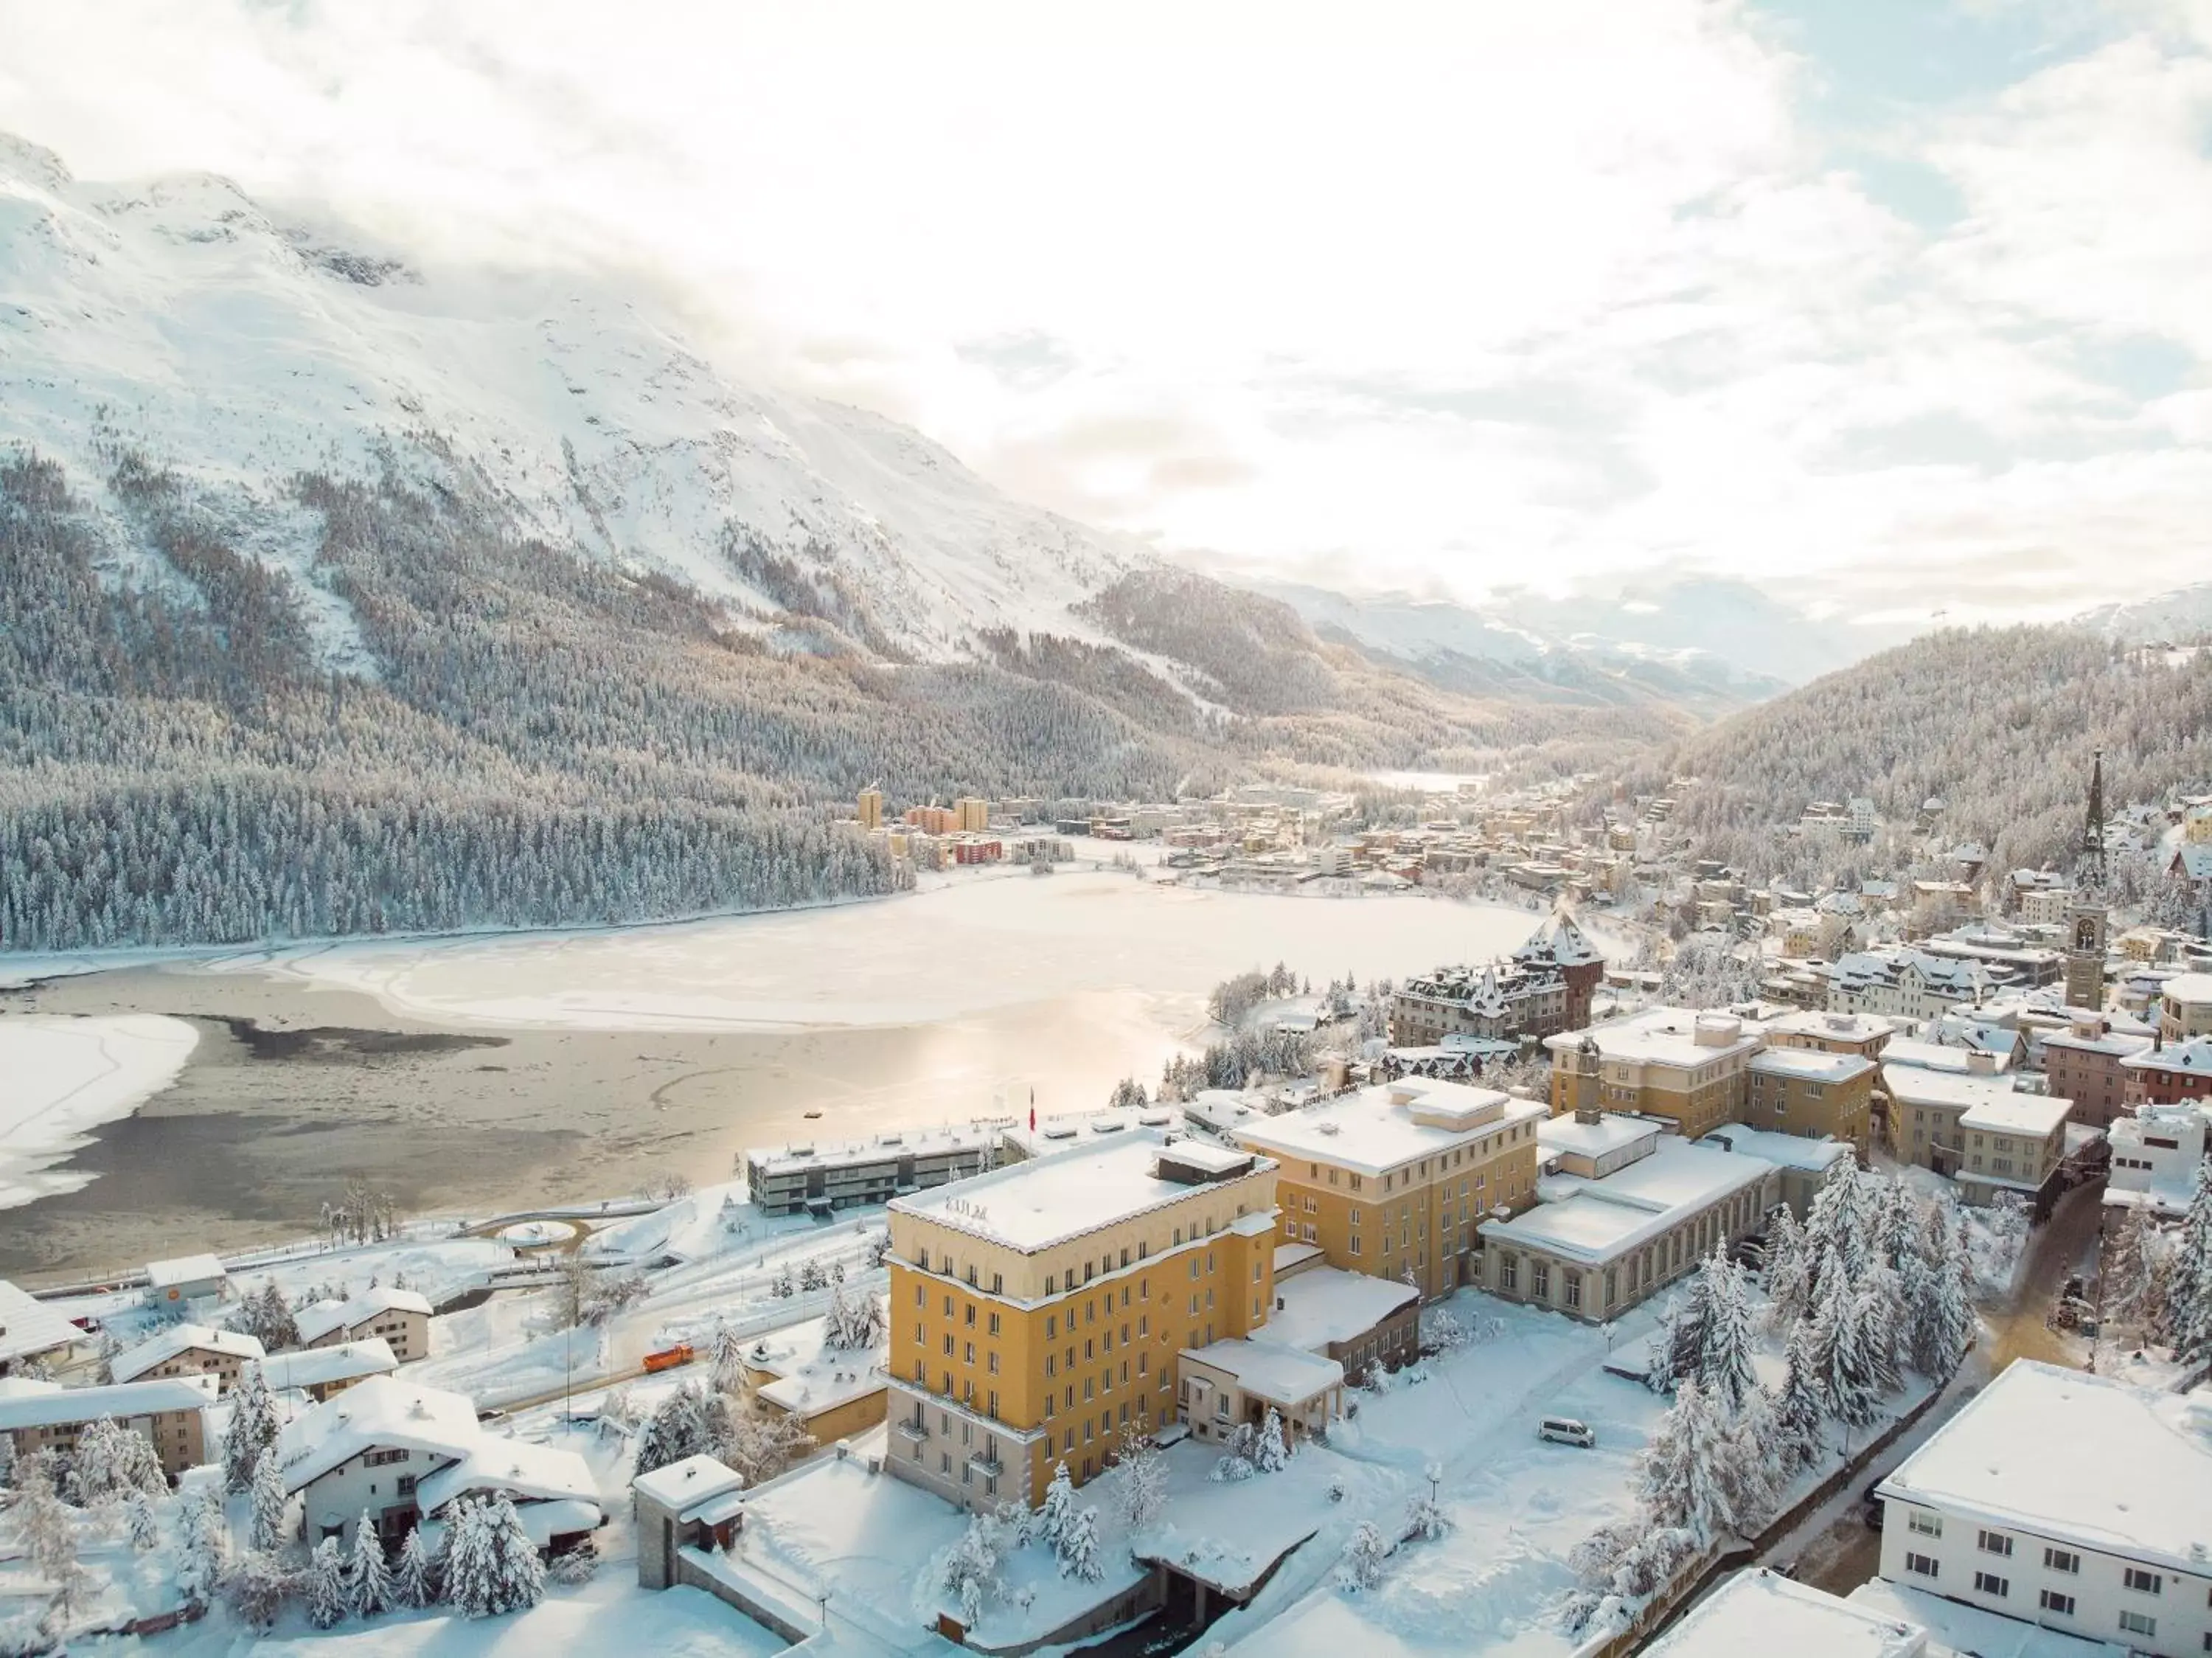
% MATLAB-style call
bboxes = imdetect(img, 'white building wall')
[1879,1496,2212,1657]
[296,1446,455,1546]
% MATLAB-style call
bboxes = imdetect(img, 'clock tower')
[2062,749,2109,1011]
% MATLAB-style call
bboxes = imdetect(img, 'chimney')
[1576,1103,1602,1126]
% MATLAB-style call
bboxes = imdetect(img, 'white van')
[1538,1416,1596,1448]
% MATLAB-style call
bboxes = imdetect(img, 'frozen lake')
[215,865,1565,1033]
[1,870,1594,1277]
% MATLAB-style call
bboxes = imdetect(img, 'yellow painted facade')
[884,1151,1279,1510]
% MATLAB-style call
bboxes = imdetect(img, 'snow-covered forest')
[1588,627,2212,879]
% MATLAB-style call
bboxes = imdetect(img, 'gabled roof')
[275,1375,479,1493]
[0,1280,82,1366]
[0,1373,217,1432]
[110,1322,264,1382]
[293,1286,435,1345]
[254,1339,398,1392]
[416,1436,598,1516]
[145,1253,226,1289]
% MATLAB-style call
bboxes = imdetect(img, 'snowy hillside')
[2076,580,2212,645]
[0,131,1144,665]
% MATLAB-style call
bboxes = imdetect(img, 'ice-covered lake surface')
[212,866,1583,1035]
[0,1015,198,1208]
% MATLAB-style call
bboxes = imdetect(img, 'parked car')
[1539,1416,1596,1448]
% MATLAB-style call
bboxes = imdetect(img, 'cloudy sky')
[4,0,2209,622]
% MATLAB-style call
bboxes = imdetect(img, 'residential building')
[1177,1339,1342,1449]
[1877,1360,2212,1657]
[745,1123,1001,1218]
[296,1286,434,1364]
[857,786,883,831]
[1231,1078,1548,1300]
[1698,1125,1856,1218]
[1478,1127,1779,1323]
[1884,1064,2073,1204]
[2156,974,2212,1042]
[254,1339,399,1403]
[1262,1258,1421,1381]
[1545,1008,1766,1142]
[736,1305,888,1448]
[2121,1034,2212,1109]
[2040,1013,2153,1128]
[1826,950,1996,1021]
[0,1280,80,1376]
[1388,904,1605,1047]
[1745,1047,1877,1156]
[954,797,990,833]
[145,1253,229,1307]
[883,1131,1280,1510]
[1761,1009,1896,1062]
[1644,1569,1938,1658]
[109,1322,265,1394]
[0,1375,215,1480]
[277,1375,601,1552]
[2105,1101,2212,1218]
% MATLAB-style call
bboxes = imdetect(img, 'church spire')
[2080,747,2107,892]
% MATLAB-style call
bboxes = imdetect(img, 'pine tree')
[306,1535,349,1628]
[1854,1262,1905,1398]
[446,1495,546,1618]
[176,1484,229,1611]
[1874,1176,1922,1272]
[1252,1408,1290,1472]
[394,1524,437,1609]
[1057,1503,1105,1581]
[1341,1519,1391,1591]
[1638,1379,1732,1543]
[941,1511,1005,1627]
[1036,1461,1077,1550]
[226,1365,280,1493]
[709,1319,748,1393]
[228,1550,294,1630]
[1699,1255,1760,1412]
[125,1488,161,1551]
[66,1416,165,1506]
[1773,1312,1829,1473]
[251,1445,290,1552]
[1814,1274,1876,1429]
[1668,1259,1725,1390]
[10,1455,86,1620]
[348,1508,393,1617]
[1114,1431,1166,1528]
[2172,1162,2212,1368]
[1761,1204,1812,1333]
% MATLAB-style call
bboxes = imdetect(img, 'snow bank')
[242,1577,787,1656]
[0,1014,198,1208]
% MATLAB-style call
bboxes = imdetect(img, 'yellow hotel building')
[885,1133,1279,1510]
[1231,1078,1549,1300]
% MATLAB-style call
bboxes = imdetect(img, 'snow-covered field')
[0,1013,198,1209]
[208,874,1576,1034]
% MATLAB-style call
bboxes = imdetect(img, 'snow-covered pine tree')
[225,1365,280,1493]
[1773,1311,1829,1473]
[175,1484,229,1611]
[306,1535,349,1628]
[1854,1262,1905,1398]
[228,1550,294,1631]
[66,1416,165,1506]
[348,1508,393,1617]
[125,1488,161,1551]
[1057,1504,1105,1581]
[1253,1408,1290,1472]
[1340,1519,1391,1591]
[1699,1256,1759,1412]
[10,1455,85,1619]
[448,1495,546,1617]
[1638,1378,1733,1543]
[394,1525,437,1609]
[1874,1176,1922,1272]
[709,1319,748,1394]
[1761,1204,1812,1334]
[1813,1272,1876,1429]
[2105,1201,2179,1346]
[250,1446,289,1551]
[1113,1430,1166,1528]
[799,1257,828,1293]
[253,1282,301,1351]
[940,1512,1005,1627]
[1036,1461,1077,1550]
[2172,1161,2212,1369]
[1669,1257,1728,1390]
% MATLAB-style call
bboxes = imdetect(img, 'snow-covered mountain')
[2075,582,2212,645]
[0,132,1147,667]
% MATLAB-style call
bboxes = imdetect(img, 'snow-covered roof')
[1261,1267,1417,1353]
[1646,1569,1928,1657]
[415,1436,599,1516]
[2042,1025,2154,1059]
[748,1119,1004,1176]
[1750,1048,1876,1084]
[2121,1034,2212,1081]
[1272,1242,1324,1274]
[1179,1338,1343,1404]
[1879,1067,2028,1113]
[740,1304,889,1420]
[1878,1359,2212,1576]
[1183,1090,1262,1134]
[1762,1010,1896,1043]
[1481,1140,1775,1265]
[292,1285,435,1345]
[1537,1112,1664,1161]
[1519,905,1602,967]
[1958,1091,2072,1137]
[1879,1038,2010,1075]
[109,1321,263,1382]
[891,1129,1272,1255]
[1231,1079,1544,1179]
[0,1280,81,1365]
[2160,971,2212,1007]
[276,1375,480,1493]
[1699,1125,1855,1173]
[632,1452,744,1513]
[0,1373,216,1432]
[1845,1578,2115,1658]
[145,1253,226,1289]
[419,1496,602,1553]
[254,1339,398,1392]
[1543,1006,1763,1069]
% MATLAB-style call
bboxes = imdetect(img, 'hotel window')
[987,1313,1001,1336]
[1531,1262,1551,1300]
[2125,1568,2163,1596]
[1977,1529,2013,1557]
[2039,1590,2074,1617]
[1904,1553,1938,1580]
[1973,1572,2009,1599]
[987,1353,999,1375]
[2118,1611,2156,1639]
[1907,1512,1941,1538]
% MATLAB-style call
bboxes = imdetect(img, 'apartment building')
[2157,973,2212,1041]
[1745,1048,1877,1156]
[1387,906,1606,1047]
[254,1339,399,1403]
[1877,1361,2212,1657]
[1546,1009,1767,1142]
[2121,1035,2212,1109]
[2040,1013,2152,1128]
[883,1132,1280,1510]
[1230,1078,1548,1301]
[2105,1101,2212,1218]
[745,1123,1001,1218]
[296,1286,434,1364]
[109,1322,265,1394]
[1882,1064,2073,1205]
[0,1375,215,1480]
[1761,1009,1895,1061]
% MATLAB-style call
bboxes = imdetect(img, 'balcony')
[892,1417,930,1444]
[965,1449,1003,1477]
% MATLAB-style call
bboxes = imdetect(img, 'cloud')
[0,0,2206,617]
